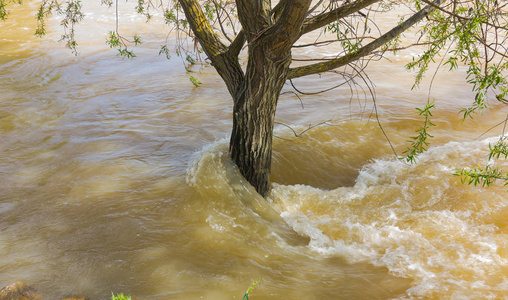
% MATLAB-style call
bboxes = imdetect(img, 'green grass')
[111,292,131,300]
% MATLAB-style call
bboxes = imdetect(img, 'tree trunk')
[179,0,443,198]
[230,41,291,197]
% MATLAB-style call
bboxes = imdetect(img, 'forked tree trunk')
[180,0,444,198]
[178,0,311,198]
[230,41,292,197]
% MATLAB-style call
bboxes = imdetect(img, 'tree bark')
[228,0,310,197]
[230,40,292,197]
[180,0,311,197]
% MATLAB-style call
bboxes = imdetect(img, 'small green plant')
[111,292,131,300]
[159,45,171,59]
[242,277,263,300]
[106,31,141,59]
[401,101,436,164]
[189,76,201,87]
[454,164,508,187]
[454,136,508,187]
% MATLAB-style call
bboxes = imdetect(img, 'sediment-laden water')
[1,2,508,299]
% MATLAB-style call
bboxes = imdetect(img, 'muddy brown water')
[1,2,508,299]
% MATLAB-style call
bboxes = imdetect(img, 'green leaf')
[106,31,120,48]
[117,48,136,59]
[401,101,436,164]
[242,277,263,300]
[159,45,171,60]
[189,76,201,87]
[133,35,142,45]
[111,292,131,300]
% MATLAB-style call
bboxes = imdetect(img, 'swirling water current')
[1,2,508,299]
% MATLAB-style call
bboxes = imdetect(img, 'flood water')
[1,2,508,299]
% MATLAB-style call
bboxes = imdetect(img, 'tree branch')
[288,0,446,79]
[420,0,508,31]
[269,0,312,53]
[224,0,289,58]
[228,29,246,58]
[236,0,271,39]
[300,0,382,37]
[178,0,245,97]
[178,0,226,58]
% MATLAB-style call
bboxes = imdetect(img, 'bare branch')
[288,0,446,79]
[300,0,382,37]
[420,0,508,31]
[178,0,226,58]
[275,119,337,138]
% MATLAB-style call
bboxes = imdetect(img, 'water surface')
[1,2,508,299]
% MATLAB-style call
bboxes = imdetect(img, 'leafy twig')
[401,101,436,163]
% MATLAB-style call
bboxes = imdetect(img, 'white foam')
[272,137,508,298]
[185,136,508,298]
